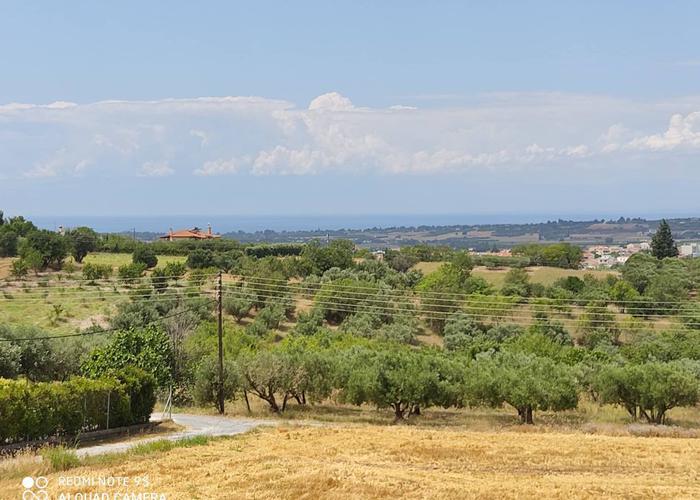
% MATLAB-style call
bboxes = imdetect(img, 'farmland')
[2,424,698,499]
[412,262,618,289]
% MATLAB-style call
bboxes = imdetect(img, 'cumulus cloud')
[627,112,700,151]
[1,92,699,180]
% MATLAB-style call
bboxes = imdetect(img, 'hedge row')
[0,367,156,445]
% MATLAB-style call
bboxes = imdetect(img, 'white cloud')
[308,92,355,111]
[194,157,246,176]
[627,112,700,151]
[1,92,700,180]
[140,161,174,177]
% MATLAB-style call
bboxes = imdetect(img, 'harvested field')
[3,424,698,499]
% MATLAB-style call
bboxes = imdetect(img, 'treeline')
[185,322,700,425]
[511,243,583,269]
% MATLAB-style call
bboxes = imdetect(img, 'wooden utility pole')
[217,270,225,414]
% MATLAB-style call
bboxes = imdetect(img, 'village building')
[160,224,220,241]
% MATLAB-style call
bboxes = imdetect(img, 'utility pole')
[217,270,225,414]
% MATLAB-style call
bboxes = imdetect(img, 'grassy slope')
[0,253,187,332]
[3,425,697,499]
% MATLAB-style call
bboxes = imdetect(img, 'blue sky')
[1,1,699,219]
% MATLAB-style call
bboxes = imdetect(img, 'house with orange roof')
[160,224,221,241]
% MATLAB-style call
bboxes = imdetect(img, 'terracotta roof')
[160,227,221,240]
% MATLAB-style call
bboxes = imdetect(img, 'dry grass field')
[2,424,698,499]
[412,262,618,289]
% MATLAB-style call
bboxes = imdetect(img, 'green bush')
[82,263,113,281]
[133,245,158,268]
[0,371,155,444]
[117,262,147,280]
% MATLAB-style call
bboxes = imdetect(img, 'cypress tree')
[651,219,678,259]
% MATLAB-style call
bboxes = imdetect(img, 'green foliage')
[594,361,699,423]
[621,253,659,294]
[10,259,28,279]
[255,303,286,330]
[0,228,18,257]
[117,262,147,280]
[82,262,113,281]
[162,261,187,278]
[315,278,384,323]
[20,230,69,270]
[500,267,531,296]
[0,372,155,444]
[338,346,457,421]
[442,313,483,352]
[109,299,161,331]
[511,243,583,269]
[193,355,241,408]
[65,226,99,263]
[41,446,81,471]
[0,324,88,381]
[301,239,354,274]
[223,292,255,322]
[651,219,678,259]
[293,308,325,336]
[186,248,217,269]
[81,326,173,387]
[621,329,700,363]
[466,352,579,424]
[132,245,158,268]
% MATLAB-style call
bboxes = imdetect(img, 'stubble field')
[3,424,698,499]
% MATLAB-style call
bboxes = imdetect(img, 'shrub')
[0,373,155,444]
[133,245,158,268]
[82,263,113,281]
[117,262,147,280]
[163,261,187,278]
[9,259,28,279]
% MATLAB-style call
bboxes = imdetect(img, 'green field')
[0,253,188,333]
[82,252,186,269]
[412,262,617,289]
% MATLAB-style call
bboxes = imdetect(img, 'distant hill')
[118,217,700,251]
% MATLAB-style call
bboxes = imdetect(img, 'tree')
[621,253,659,294]
[237,349,292,412]
[19,230,69,270]
[193,356,241,408]
[81,326,174,388]
[339,347,454,422]
[651,220,678,259]
[9,259,28,279]
[133,245,158,268]
[223,294,254,323]
[301,239,354,274]
[501,268,530,296]
[0,229,18,257]
[65,226,99,263]
[442,313,483,352]
[466,352,579,424]
[594,361,699,424]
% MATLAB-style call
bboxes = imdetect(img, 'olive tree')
[466,352,579,424]
[594,361,699,424]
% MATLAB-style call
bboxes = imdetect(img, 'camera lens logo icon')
[22,476,49,500]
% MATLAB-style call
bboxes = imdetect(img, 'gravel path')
[75,413,273,457]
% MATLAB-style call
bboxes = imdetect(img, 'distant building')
[371,250,385,261]
[160,224,220,241]
[679,242,700,258]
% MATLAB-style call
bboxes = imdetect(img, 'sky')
[1,1,699,221]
